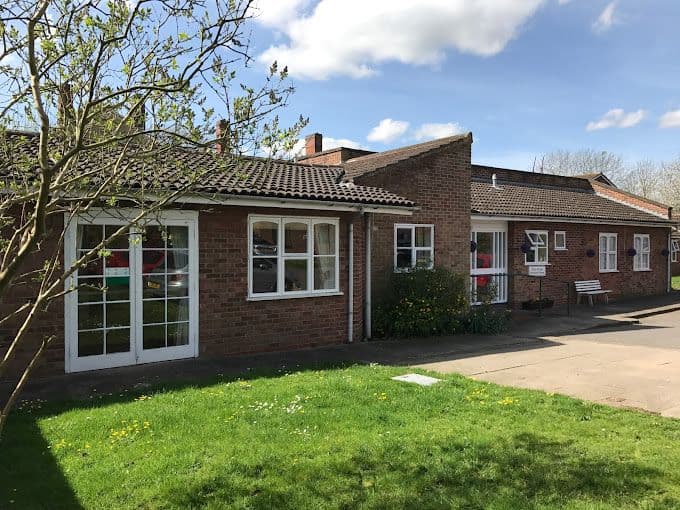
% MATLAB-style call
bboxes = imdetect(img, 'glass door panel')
[471,228,507,304]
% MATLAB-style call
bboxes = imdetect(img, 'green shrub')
[373,267,510,338]
[373,267,468,337]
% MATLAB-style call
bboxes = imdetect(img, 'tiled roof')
[345,133,472,179]
[0,131,415,208]
[471,179,673,225]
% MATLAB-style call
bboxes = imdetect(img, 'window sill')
[554,248,567,252]
[524,263,551,267]
[247,291,344,302]
[633,268,652,272]
[599,270,619,273]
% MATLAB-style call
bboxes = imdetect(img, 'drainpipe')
[365,213,372,340]
[348,220,354,343]
[668,230,672,294]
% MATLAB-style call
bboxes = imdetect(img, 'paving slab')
[418,309,680,418]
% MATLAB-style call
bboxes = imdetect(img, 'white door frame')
[470,220,508,304]
[64,209,199,373]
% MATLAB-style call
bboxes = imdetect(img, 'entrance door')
[470,221,508,304]
[65,210,198,372]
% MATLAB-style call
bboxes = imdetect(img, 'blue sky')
[244,0,680,168]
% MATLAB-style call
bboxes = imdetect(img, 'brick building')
[0,129,676,376]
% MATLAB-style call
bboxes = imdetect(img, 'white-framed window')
[672,239,679,263]
[554,231,567,251]
[524,230,548,265]
[248,215,339,299]
[599,233,618,272]
[633,234,651,271]
[394,224,434,271]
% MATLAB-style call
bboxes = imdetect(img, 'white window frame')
[554,231,567,251]
[248,215,340,300]
[394,224,435,271]
[524,230,549,266]
[633,233,651,271]
[599,233,618,273]
[671,239,679,263]
[63,209,199,373]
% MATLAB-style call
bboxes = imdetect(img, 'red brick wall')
[0,213,66,381]
[198,205,365,357]
[354,139,472,299]
[2,206,366,379]
[507,221,670,305]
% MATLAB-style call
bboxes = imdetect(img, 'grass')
[672,275,680,291]
[2,365,680,509]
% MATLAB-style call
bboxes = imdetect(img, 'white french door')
[470,221,508,304]
[64,210,198,372]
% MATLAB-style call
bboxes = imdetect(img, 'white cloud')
[413,122,465,141]
[256,0,545,80]
[659,110,680,129]
[586,108,646,131]
[593,1,618,33]
[367,118,410,143]
[252,0,312,28]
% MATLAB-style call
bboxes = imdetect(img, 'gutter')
[365,213,372,340]
[470,214,674,228]
[348,220,354,344]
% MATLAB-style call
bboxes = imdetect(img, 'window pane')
[252,221,278,256]
[314,256,336,290]
[608,236,617,252]
[166,226,189,249]
[252,258,277,293]
[539,233,548,247]
[78,330,104,357]
[415,250,432,268]
[314,223,336,255]
[78,278,104,303]
[106,302,130,328]
[538,247,548,263]
[285,222,308,254]
[143,274,166,299]
[143,226,165,248]
[143,325,166,350]
[396,249,412,269]
[79,257,104,276]
[167,298,190,323]
[104,225,129,249]
[78,225,103,250]
[642,236,650,251]
[396,228,412,248]
[608,253,616,269]
[415,227,432,248]
[475,233,493,270]
[106,328,130,354]
[634,236,641,252]
[143,300,165,324]
[526,249,536,264]
[167,322,189,346]
[285,259,308,292]
[167,250,189,271]
[600,253,607,270]
[78,303,104,330]
[166,273,189,297]
[142,250,166,274]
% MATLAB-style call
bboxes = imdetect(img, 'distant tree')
[659,158,680,211]
[0,0,306,436]
[532,149,626,181]
[619,159,662,201]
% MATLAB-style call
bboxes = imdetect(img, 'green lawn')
[2,365,680,509]
[673,275,680,291]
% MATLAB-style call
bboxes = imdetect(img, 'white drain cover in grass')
[391,373,441,386]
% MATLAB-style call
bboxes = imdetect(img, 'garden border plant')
[373,267,510,338]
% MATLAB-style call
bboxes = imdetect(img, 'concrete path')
[418,310,680,418]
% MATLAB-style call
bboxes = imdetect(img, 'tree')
[532,149,626,181]
[0,0,306,435]
[619,159,662,201]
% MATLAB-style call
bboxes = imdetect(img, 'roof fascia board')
[168,192,416,216]
[471,214,672,228]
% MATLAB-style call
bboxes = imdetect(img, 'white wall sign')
[104,267,130,277]
[528,265,546,277]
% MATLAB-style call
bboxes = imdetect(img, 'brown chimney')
[305,133,322,155]
[216,119,229,154]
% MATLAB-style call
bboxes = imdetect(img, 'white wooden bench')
[574,280,612,306]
